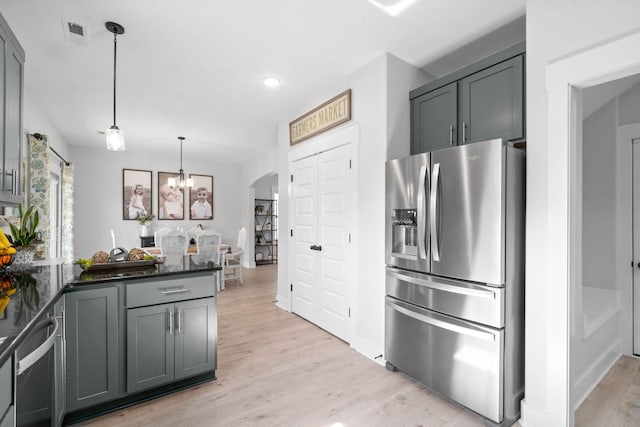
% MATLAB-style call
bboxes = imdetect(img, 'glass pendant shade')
[105,126,125,151]
[105,22,125,151]
[169,137,193,189]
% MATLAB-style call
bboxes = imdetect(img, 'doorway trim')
[541,30,640,426]
[621,123,640,355]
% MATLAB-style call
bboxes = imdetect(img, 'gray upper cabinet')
[65,286,119,412]
[459,55,523,145]
[0,12,24,205]
[411,82,457,154]
[410,43,525,155]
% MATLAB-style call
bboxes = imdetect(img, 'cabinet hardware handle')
[167,309,174,335]
[18,317,59,375]
[12,169,17,195]
[176,308,182,334]
[462,121,466,143]
[430,163,441,262]
[417,165,428,260]
[160,287,189,295]
[449,124,454,146]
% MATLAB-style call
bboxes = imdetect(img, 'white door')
[633,138,640,355]
[291,143,352,342]
[291,155,318,323]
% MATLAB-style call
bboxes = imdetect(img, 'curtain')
[27,134,50,257]
[27,133,75,261]
[61,163,74,261]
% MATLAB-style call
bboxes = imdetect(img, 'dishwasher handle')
[17,317,59,375]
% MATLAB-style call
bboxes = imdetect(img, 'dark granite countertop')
[0,255,220,366]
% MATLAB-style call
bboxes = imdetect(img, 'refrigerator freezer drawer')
[386,267,505,328]
[385,296,504,423]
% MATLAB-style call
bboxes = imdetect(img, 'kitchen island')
[0,256,220,426]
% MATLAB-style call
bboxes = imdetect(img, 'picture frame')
[189,174,214,220]
[123,169,152,220]
[157,171,185,220]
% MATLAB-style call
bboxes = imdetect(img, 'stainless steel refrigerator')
[385,138,524,425]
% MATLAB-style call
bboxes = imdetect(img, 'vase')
[14,246,36,265]
[139,225,152,237]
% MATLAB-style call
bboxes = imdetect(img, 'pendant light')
[168,137,194,189]
[105,21,125,151]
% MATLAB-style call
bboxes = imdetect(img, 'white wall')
[524,0,640,425]
[276,53,429,358]
[70,145,242,258]
[254,174,278,199]
[23,90,70,160]
[582,99,617,289]
[618,82,640,126]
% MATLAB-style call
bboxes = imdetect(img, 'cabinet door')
[65,287,119,412]
[3,42,22,201]
[174,298,216,380]
[459,55,523,144]
[54,297,65,427]
[0,356,12,427]
[127,304,174,393]
[410,82,457,154]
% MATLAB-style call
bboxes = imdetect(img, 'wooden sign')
[289,89,351,145]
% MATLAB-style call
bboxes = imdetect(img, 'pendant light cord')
[112,31,118,127]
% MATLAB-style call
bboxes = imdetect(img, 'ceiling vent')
[61,18,90,47]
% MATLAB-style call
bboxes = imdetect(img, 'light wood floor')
[80,265,640,427]
[82,264,487,427]
[575,355,640,426]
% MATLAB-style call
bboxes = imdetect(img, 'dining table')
[144,244,231,256]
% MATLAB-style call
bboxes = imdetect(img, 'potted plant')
[8,204,40,264]
[136,212,155,237]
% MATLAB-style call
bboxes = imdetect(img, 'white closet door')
[317,144,351,340]
[291,143,352,342]
[291,155,319,324]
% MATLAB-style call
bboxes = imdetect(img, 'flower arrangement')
[136,212,155,226]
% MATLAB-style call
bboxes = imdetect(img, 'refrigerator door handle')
[387,269,497,299]
[417,165,428,259]
[388,298,497,342]
[430,163,441,261]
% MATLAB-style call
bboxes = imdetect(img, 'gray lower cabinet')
[54,297,65,427]
[65,286,119,412]
[0,356,13,427]
[127,297,216,393]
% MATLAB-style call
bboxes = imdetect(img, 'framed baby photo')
[189,174,214,220]
[157,171,185,220]
[123,169,152,220]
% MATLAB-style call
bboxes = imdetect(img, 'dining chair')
[153,227,172,249]
[224,227,246,285]
[194,229,224,291]
[159,229,189,256]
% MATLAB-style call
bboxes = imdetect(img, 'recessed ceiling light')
[262,76,282,88]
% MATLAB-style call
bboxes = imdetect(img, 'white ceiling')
[0,0,525,163]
